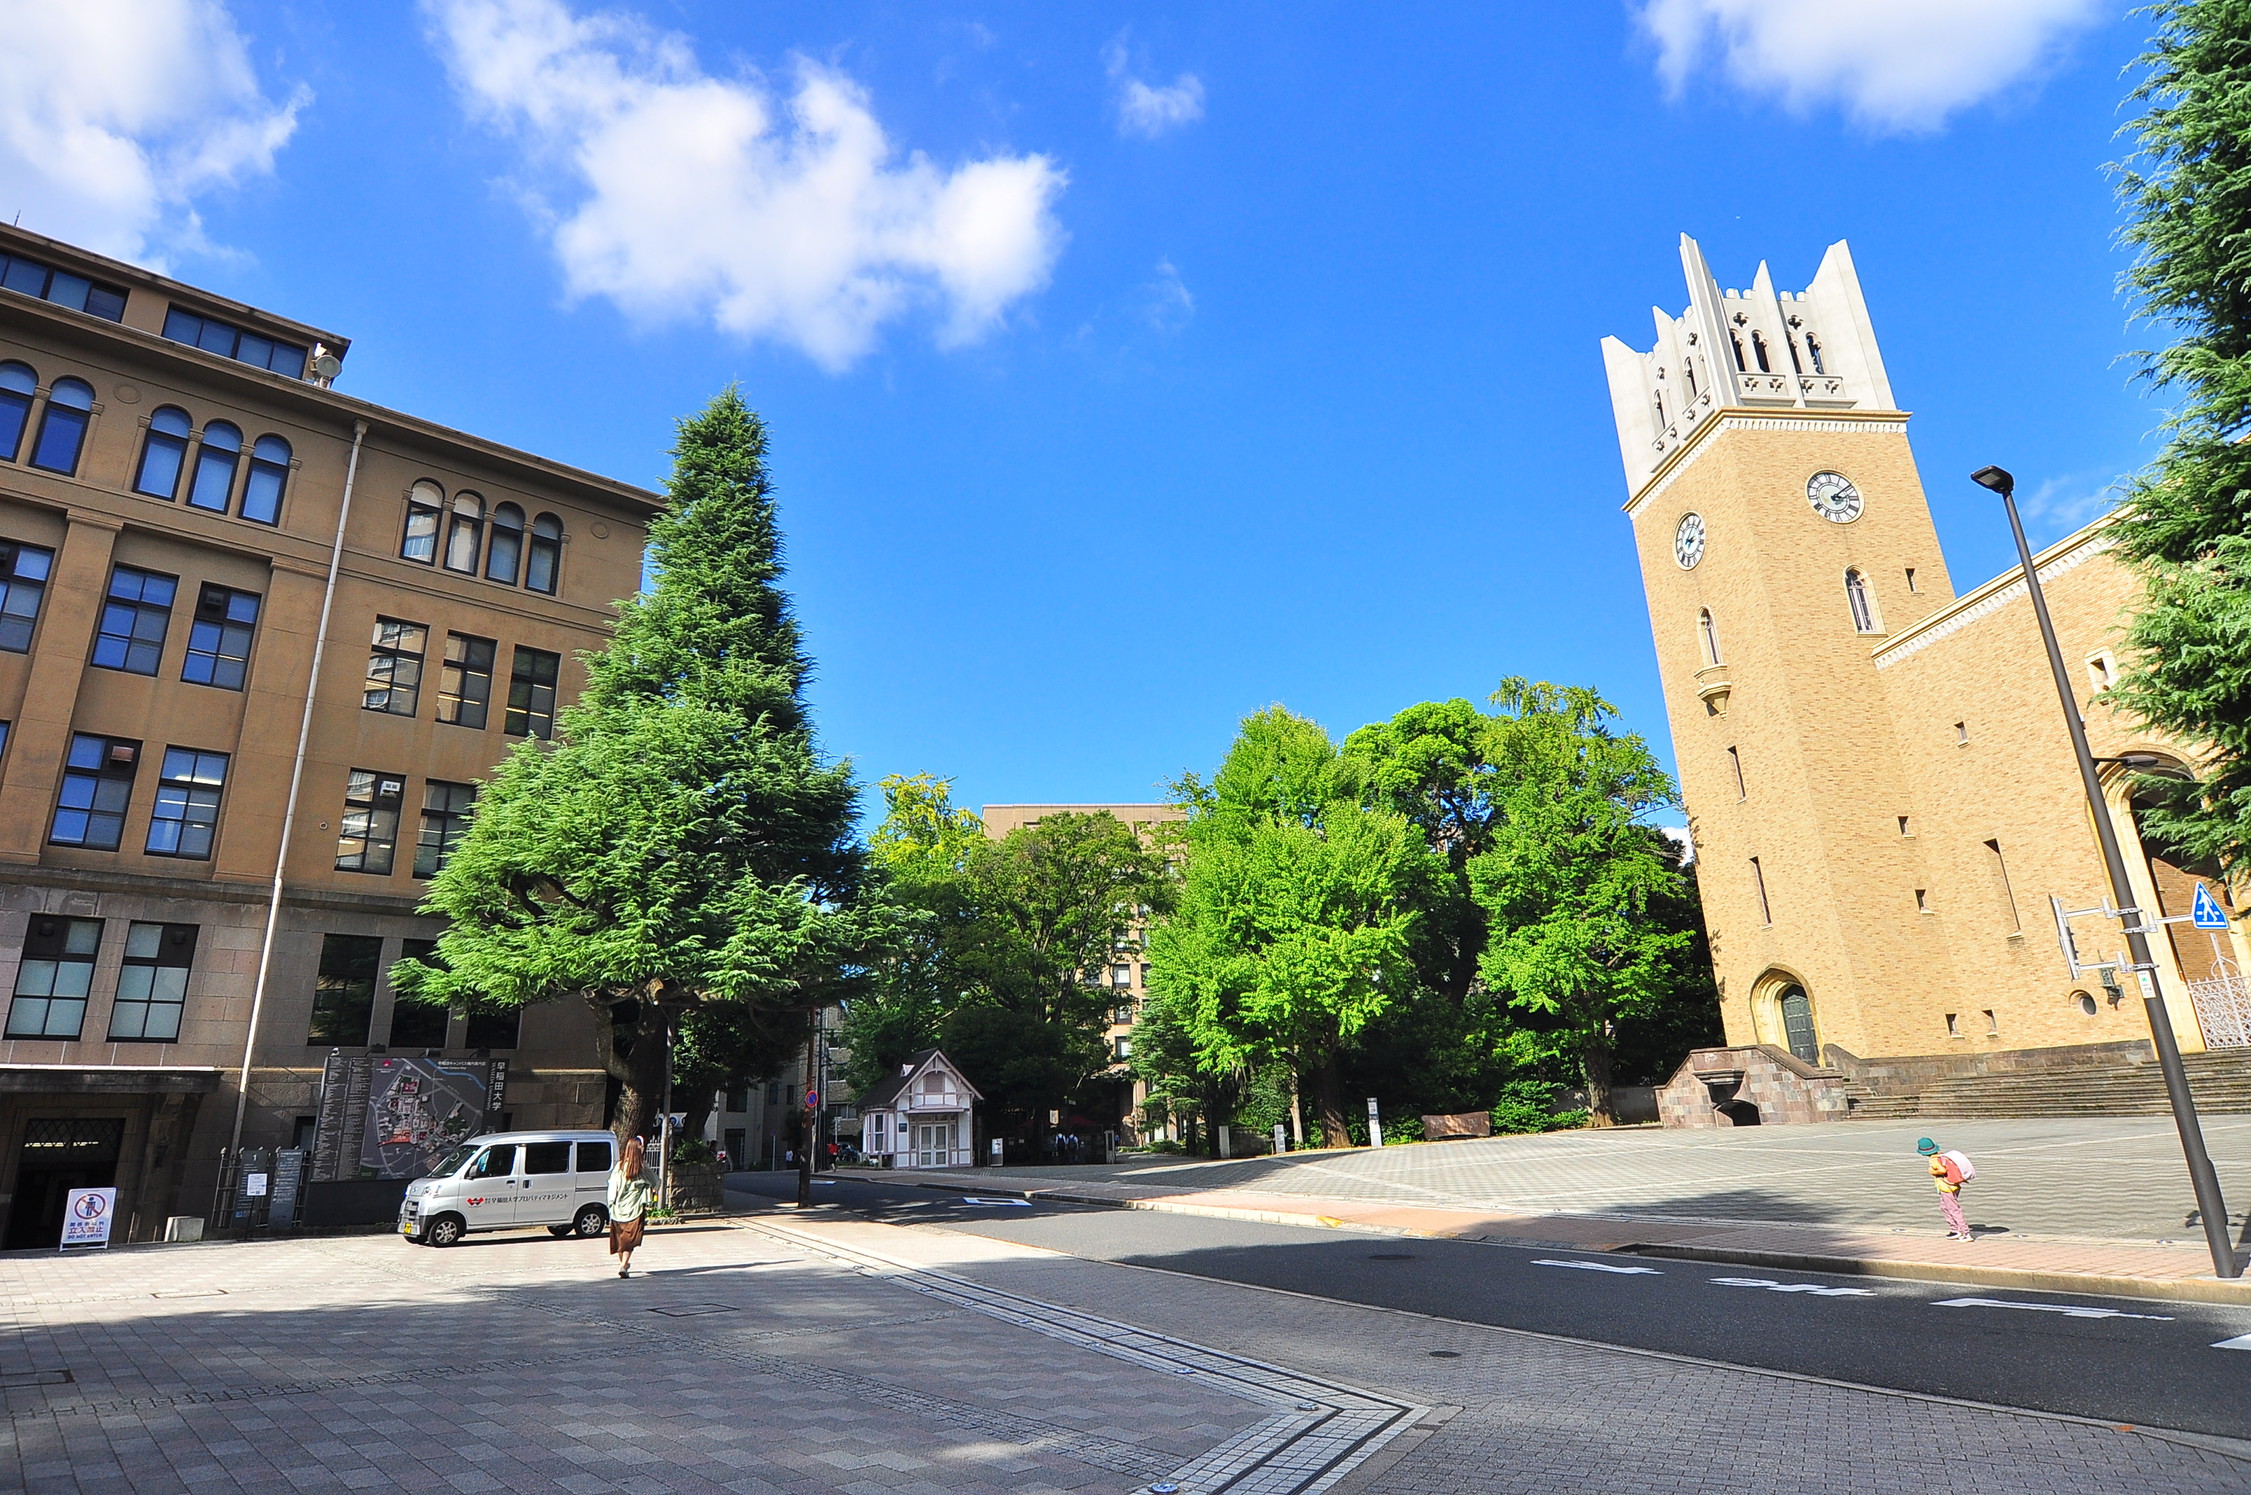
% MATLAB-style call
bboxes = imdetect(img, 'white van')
[398,1130,617,1246]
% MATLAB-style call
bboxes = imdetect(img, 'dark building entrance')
[1779,986,1819,1064]
[4,1117,126,1249]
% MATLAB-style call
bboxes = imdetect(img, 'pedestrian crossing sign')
[2192,882,2229,931]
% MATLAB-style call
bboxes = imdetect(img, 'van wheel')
[572,1205,609,1238]
[547,1224,574,1237]
[424,1214,466,1247]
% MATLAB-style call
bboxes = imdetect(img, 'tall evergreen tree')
[395,390,898,1144]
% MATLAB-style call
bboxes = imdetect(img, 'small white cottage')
[857,1049,982,1169]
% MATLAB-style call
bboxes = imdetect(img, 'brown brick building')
[0,225,660,1243]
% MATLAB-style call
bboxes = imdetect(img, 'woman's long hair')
[622,1135,645,1179]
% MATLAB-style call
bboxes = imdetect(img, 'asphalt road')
[729,1170,2251,1440]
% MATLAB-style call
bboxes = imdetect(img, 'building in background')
[0,224,659,1243]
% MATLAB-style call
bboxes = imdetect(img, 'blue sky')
[2,1,2157,825]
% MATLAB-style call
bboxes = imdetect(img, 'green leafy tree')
[395,390,899,1145]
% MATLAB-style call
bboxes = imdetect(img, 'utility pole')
[797,1005,818,1208]
[658,1015,674,1213]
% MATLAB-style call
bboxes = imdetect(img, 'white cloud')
[2019,469,2122,544]
[1142,258,1194,334]
[1635,0,2104,132]
[0,0,303,262]
[1104,39,1205,139]
[424,0,1067,370]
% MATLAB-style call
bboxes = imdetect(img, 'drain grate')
[1427,1351,1461,1359]
[1367,1253,1416,1261]
[645,1304,739,1318]
[0,1370,73,1388]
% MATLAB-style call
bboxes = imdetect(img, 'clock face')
[1807,471,1864,523]
[1673,512,1706,570]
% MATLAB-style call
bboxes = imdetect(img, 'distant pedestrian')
[1917,1136,1975,1240]
[608,1136,652,1278]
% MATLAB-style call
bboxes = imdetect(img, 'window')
[443,493,483,573]
[1904,566,1918,594]
[1915,888,1930,913]
[524,1140,571,1174]
[0,253,126,321]
[466,1004,520,1050]
[147,747,228,858]
[241,435,290,524]
[1946,1012,1961,1038]
[415,780,476,878]
[1983,1009,1999,1036]
[1698,608,1721,665]
[182,584,259,689]
[526,513,562,594]
[575,1140,612,1173]
[2077,991,2099,1016]
[92,565,177,674]
[1113,1002,1135,1024]
[1139,963,1151,987]
[1750,856,1772,926]
[160,307,307,378]
[186,421,241,512]
[1984,839,2022,933]
[485,502,524,584]
[1955,721,1970,746]
[1113,1037,1133,1061]
[336,770,405,874]
[1845,568,1877,633]
[0,538,54,652]
[402,480,441,563]
[389,938,450,1048]
[1898,815,1913,836]
[1110,964,1133,987]
[1684,358,1698,398]
[30,377,93,474]
[135,406,191,498]
[506,646,560,738]
[307,933,382,1046]
[5,917,102,1039]
[0,721,9,762]
[1729,331,1746,371]
[0,362,32,460]
[363,618,427,716]
[435,633,495,729]
[1805,332,1826,375]
[1751,330,1772,373]
[468,1144,517,1179]
[51,734,139,850]
[108,923,195,1041]
[1727,746,1745,799]
[2087,651,2114,692]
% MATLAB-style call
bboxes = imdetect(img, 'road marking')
[1710,1276,1877,1297]
[960,1197,1033,1207]
[1531,1258,1661,1275]
[2214,1333,2251,1351]
[1932,1296,2174,1321]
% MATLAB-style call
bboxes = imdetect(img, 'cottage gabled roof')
[856,1048,982,1111]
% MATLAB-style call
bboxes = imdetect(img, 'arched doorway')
[1778,984,1819,1064]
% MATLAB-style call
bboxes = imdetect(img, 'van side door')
[460,1144,520,1230]
[520,1140,574,1224]
[574,1138,613,1211]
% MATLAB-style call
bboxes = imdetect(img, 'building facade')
[0,225,659,1243]
[1603,236,2250,1110]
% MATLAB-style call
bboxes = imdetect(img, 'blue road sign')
[2192,882,2229,931]
[805,1088,820,1110]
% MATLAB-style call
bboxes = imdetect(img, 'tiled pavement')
[2,1211,2249,1494]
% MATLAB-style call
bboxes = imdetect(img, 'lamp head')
[1970,465,2015,498]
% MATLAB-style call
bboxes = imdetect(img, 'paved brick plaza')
[3,1209,2248,1494]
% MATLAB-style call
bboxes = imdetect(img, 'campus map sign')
[310,1055,510,1181]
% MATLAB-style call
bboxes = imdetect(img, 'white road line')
[1932,1296,2175,1322]
[2214,1333,2251,1351]
[1710,1276,1877,1297]
[960,1197,1033,1207]
[1531,1258,1662,1275]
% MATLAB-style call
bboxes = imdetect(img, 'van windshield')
[427,1143,481,1178]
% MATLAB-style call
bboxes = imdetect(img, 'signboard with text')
[60,1187,117,1250]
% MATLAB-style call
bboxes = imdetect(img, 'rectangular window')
[505,646,560,739]
[5,916,102,1039]
[1905,566,1919,593]
[92,565,177,675]
[1110,964,1132,987]
[1915,888,1930,913]
[181,584,259,689]
[401,497,440,564]
[0,539,53,653]
[1984,839,2022,932]
[307,933,381,1046]
[161,306,308,378]
[1113,1002,1135,1024]
[1898,815,1913,836]
[414,780,477,879]
[435,634,495,729]
[1946,1012,1961,1037]
[363,618,427,716]
[0,253,127,321]
[51,734,139,850]
[388,937,450,1049]
[1954,721,1969,746]
[336,769,404,874]
[146,747,228,858]
[466,1005,520,1050]
[107,922,196,1041]
[1750,856,1772,926]
[1727,746,1745,800]
[524,1140,571,1174]
[1113,1037,1132,1061]
[575,1140,612,1173]
[1983,1009,1999,1036]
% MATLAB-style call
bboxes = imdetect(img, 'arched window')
[1698,608,1722,665]
[187,421,241,512]
[1684,358,1697,399]
[1804,333,1826,375]
[0,362,34,462]
[135,407,192,499]
[443,493,483,573]
[402,480,442,564]
[485,502,524,584]
[1845,568,1877,632]
[241,435,290,524]
[1652,392,1665,431]
[1785,334,1803,374]
[525,513,562,595]
[29,377,94,474]
[1750,330,1772,374]
[1728,332,1746,372]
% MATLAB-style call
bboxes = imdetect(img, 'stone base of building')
[1655,1046,1850,1128]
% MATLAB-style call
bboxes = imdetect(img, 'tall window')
[1805,333,1826,374]
[0,538,54,653]
[402,480,442,563]
[1698,608,1721,665]
[443,493,484,573]
[108,923,196,1041]
[526,513,562,594]
[415,780,477,878]
[363,618,428,715]
[1845,568,1877,632]
[1750,856,1772,926]
[135,407,192,498]
[30,377,93,474]
[1984,839,2022,932]
[1750,330,1772,373]
[436,633,495,729]
[92,566,177,674]
[1727,745,1745,799]
[147,747,228,858]
[389,938,450,1048]
[182,584,259,689]
[0,362,33,461]
[506,646,560,738]
[307,933,382,1046]
[336,770,405,874]
[240,435,291,524]
[186,421,241,512]
[485,502,524,584]
[51,734,139,850]
[1728,332,1746,371]
[5,917,102,1039]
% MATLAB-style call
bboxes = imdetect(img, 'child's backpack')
[1940,1149,1976,1183]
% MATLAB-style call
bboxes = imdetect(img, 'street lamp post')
[1972,464,2240,1279]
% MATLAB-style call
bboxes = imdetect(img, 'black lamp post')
[1971,464,2239,1278]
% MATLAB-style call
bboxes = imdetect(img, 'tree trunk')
[1310,1048,1352,1148]
[682,1087,717,1152]
[593,994,672,1147]
[1581,1036,1615,1129]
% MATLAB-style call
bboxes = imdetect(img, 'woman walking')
[608,1136,652,1278]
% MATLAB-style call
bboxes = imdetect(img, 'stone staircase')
[1845,1050,2251,1120]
